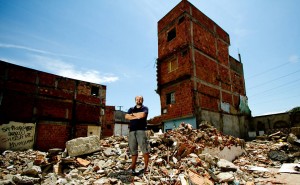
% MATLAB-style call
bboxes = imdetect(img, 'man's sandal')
[139,168,149,174]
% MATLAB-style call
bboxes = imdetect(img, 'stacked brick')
[0,60,106,151]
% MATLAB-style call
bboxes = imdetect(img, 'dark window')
[182,49,188,56]
[91,86,99,96]
[167,28,176,42]
[178,16,185,24]
[107,125,111,129]
[166,92,175,105]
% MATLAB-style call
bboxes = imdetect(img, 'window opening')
[178,16,185,24]
[91,86,99,96]
[167,28,176,42]
[168,57,178,72]
[166,92,175,105]
[162,108,167,114]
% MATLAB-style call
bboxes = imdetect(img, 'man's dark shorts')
[128,130,150,155]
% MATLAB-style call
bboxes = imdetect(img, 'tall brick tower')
[155,0,250,137]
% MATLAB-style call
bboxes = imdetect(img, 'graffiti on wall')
[0,121,36,151]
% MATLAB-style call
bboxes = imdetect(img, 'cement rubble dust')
[0,121,300,185]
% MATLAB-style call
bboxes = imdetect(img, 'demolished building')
[1,122,299,184]
[151,0,251,138]
[0,60,108,151]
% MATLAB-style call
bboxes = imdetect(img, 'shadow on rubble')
[107,169,143,184]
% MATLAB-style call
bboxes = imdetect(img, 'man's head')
[135,96,144,107]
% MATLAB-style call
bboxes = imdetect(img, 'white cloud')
[32,55,119,84]
[0,43,84,60]
[0,43,51,54]
[289,55,299,63]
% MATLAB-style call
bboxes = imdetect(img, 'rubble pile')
[0,122,299,185]
[235,131,300,168]
[154,122,246,159]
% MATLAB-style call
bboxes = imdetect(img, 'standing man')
[125,95,150,174]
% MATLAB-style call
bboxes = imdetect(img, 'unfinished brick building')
[154,0,250,137]
[0,60,107,151]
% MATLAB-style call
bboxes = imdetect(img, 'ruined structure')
[153,0,250,138]
[250,111,300,138]
[0,60,107,151]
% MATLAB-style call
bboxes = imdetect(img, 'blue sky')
[0,0,299,119]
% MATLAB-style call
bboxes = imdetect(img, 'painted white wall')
[0,121,36,150]
[114,123,129,136]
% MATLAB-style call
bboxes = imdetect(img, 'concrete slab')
[202,145,245,162]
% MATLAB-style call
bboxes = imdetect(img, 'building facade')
[0,60,106,151]
[154,0,250,138]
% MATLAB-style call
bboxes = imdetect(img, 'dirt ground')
[256,167,300,185]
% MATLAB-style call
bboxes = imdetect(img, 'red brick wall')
[158,18,190,59]
[197,81,219,111]
[37,98,72,119]
[157,1,190,33]
[222,92,233,105]
[76,103,100,123]
[7,65,37,84]
[198,83,220,98]
[102,106,115,137]
[5,81,36,94]
[36,123,70,151]
[219,65,231,91]
[0,60,106,151]
[157,51,191,86]
[75,125,88,138]
[1,93,35,121]
[160,81,194,120]
[217,39,229,66]
[193,23,216,59]
[195,51,218,86]
[199,94,219,111]
[231,71,245,95]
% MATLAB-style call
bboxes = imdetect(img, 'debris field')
[0,122,299,185]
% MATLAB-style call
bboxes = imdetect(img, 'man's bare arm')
[125,112,146,120]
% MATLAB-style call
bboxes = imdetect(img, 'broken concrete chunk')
[287,133,298,144]
[118,142,128,148]
[216,172,234,182]
[76,158,90,167]
[66,135,101,157]
[217,159,238,172]
[21,165,42,177]
[103,147,116,157]
[12,174,40,184]
[268,150,289,161]
[93,178,110,185]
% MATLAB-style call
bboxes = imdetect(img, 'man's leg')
[143,153,149,171]
[130,154,138,170]
[128,131,138,171]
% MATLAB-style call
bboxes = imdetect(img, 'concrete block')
[291,127,300,137]
[66,135,101,157]
[202,145,245,162]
